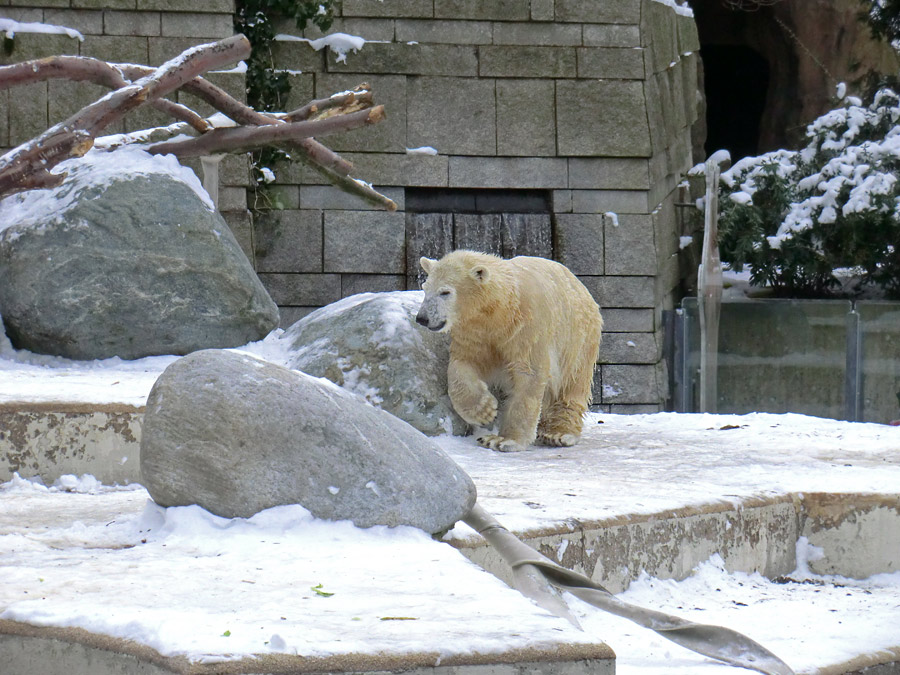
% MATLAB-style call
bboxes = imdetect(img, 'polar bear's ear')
[470,265,489,282]
[419,257,436,274]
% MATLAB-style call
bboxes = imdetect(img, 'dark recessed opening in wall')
[701,44,770,161]
[404,189,554,284]
[405,188,551,214]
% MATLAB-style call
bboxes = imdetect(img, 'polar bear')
[416,250,603,453]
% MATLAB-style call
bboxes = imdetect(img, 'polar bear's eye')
[439,289,452,297]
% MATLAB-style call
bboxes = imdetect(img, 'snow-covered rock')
[0,147,278,361]
[282,291,466,436]
[140,349,476,534]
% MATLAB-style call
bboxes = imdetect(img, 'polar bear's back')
[504,255,603,394]
[506,255,601,326]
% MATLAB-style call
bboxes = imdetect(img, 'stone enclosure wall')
[0,0,702,413]
[260,0,701,412]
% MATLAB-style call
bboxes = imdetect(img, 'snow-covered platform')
[2,354,900,674]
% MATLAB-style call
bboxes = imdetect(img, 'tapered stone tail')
[463,503,795,675]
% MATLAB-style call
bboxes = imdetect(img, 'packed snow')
[650,0,695,17]
[275,32,370,64]
[2,331,900,673]
[0,18,83,42]
[0,146,214,239]
[716,88,900,251]
[0,479,591,663]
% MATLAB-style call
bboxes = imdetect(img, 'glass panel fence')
[858,302,900,424]
[679,298,853,419]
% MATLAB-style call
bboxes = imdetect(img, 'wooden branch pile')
[0,34,396,210]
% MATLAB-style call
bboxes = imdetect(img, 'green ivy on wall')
[235,0,335,111]
[234,1,336,197]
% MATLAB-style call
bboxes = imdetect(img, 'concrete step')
[2,402,899,674]
[0,622,614,675]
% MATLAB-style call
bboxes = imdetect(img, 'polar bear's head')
[415,251,491,332]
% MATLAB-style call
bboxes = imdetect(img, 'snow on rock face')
[0,146,212,235]
[140,349,476,534]
[0,147,279,361]
[281,292,466,437]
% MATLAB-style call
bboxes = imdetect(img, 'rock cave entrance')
[701,43,771,161]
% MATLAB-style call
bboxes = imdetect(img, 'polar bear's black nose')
[415,312,429,327]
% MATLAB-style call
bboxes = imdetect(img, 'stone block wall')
[258,0,702,413]
[0,0,702,413]
[0,1,253,253]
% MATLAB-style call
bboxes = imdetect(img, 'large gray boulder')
[282,291,466,436]
[140,349,476,533]
[0,147,278,360]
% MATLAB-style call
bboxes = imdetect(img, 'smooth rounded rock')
[282,291,466,436]
[140,349,477,533]
[0,147,278,360]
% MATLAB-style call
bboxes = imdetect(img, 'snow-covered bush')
[717,88,900,298]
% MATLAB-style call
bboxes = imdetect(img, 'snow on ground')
[441,412,900,536]
[0,477,590,664]
[0,327,288,407]
[2,339,900,673]
[576,549,900,675]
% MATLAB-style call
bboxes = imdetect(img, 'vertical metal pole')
[683,303,696,411]
[671,308,685,412]
[845,306,862,422]
[698,158,723,413]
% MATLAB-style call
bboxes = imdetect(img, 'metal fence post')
[845,306,862,422]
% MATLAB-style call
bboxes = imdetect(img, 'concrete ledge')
[801,493,900,578]
[0,621,614,675]
[0,403,143,486]
[454,496,801,593]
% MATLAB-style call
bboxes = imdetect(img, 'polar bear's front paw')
[537,432,579,447]
[477,434,526,453]
[458,392,498,427]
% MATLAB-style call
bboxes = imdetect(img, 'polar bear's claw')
[477,434,526,453]
[461,393,498,427]
[537,432,579,447]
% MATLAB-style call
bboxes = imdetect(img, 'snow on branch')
[0,36,396,211]
[147,105,386,157]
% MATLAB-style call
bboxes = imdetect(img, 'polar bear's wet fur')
[416,250,603,453]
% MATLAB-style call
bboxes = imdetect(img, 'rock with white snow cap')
[282,291,466,436]
[0,147,279,360]
[140,349,477,533]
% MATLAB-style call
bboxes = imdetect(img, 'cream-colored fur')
[416,250,603,453]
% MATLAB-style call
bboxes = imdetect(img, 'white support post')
[698,157,724,413]
[199,154,225,211]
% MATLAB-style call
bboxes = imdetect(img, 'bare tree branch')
[303,158,398,212]
[119,64,359,178]
[0,55,127,89]
[0,35,250,197]
[0,36,396,211]
[0,55,211,132]
[0,56,363,183]
[72,35,251,136]
[148,105,385,158]
[150,98,211,133]
[284,84,373,122]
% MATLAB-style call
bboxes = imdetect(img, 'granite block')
[323,210,406,273]
[555,213,603,275]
